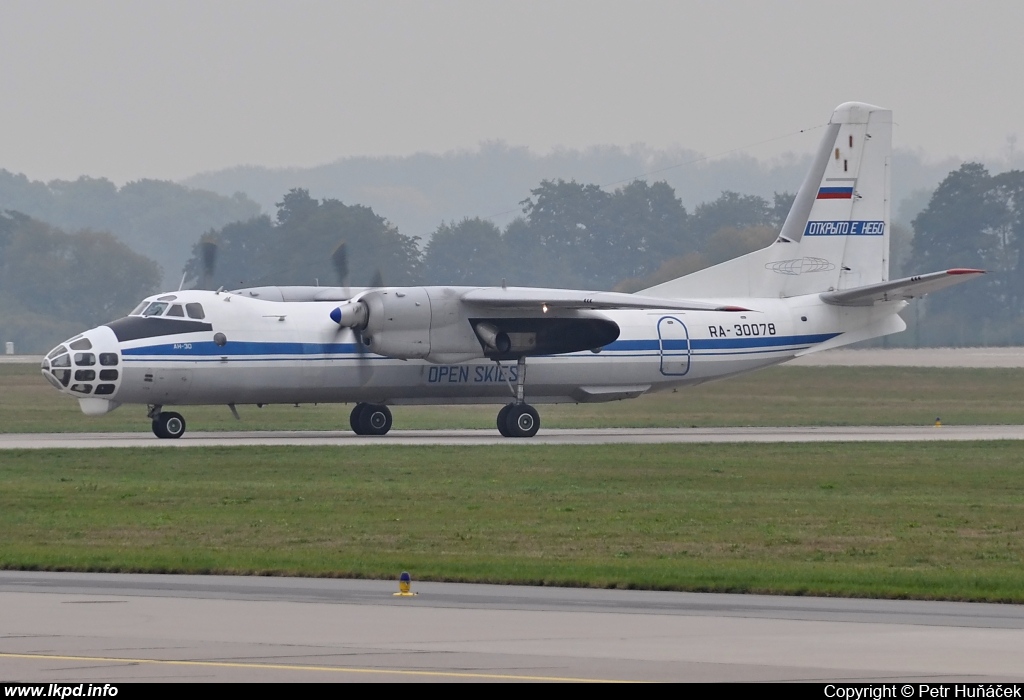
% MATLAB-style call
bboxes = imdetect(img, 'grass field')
[5,364,1023,601]
[6,363,1024,432]
[1,443,1023,601]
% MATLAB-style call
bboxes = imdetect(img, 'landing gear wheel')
[505,404,540,438]
[496,404,514,437]
[352,403,392,436]
[152,411,186,439]
[349,403,369,433]
[362,404,392,435]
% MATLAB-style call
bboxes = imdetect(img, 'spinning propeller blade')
[198,238,218,289]
[331,241,350,293]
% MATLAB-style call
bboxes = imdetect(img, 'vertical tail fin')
[642,102,892,299]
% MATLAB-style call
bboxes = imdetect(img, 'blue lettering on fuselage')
[803,220,885,236]
[427,365,518,384]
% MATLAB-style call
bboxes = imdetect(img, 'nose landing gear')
[496,356,540,438]
[149,405,186,439]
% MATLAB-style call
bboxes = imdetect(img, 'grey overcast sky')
[2,0,1022,184]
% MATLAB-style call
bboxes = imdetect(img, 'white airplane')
[40,102,981,438]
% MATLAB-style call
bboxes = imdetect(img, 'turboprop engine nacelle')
[359,288,433,359]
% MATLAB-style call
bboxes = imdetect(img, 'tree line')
[0,211,160,352]
[4,161,1024,353]
[185,183,794,292]
[908,163,1024,346]
[0,170,260,288]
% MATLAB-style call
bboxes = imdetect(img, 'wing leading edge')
[820,269,985,307]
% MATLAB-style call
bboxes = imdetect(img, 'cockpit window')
[131,302,148,315]
[167,304,185,317]
[186,303,205,320]
[69,338,92,351]
[142,302,169,317]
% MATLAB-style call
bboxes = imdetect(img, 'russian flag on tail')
[817,186,854,199]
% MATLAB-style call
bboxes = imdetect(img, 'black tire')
[505,404,540,438]
[349,403,369,434]
[359,404,393,436]
[496,404,513,437]
[152,411,186,439]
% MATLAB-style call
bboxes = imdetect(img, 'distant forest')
[0,170,259,288]
[3,145,1024,352]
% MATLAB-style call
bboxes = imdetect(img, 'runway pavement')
[3,424,1024,449]
[2,572,1023,683]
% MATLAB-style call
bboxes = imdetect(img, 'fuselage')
[40,287,899,415]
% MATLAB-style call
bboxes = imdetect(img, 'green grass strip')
[2,443,1022,601]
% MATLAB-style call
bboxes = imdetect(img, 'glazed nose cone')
[39,328,121,398]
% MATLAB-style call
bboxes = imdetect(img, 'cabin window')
[186,303,206,319]
[167,304,185,317]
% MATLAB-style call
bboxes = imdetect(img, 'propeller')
[331,241,350,294]
[198,237,218,290]
[328,239,386,385]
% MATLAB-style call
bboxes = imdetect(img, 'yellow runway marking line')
[0,652,637,683]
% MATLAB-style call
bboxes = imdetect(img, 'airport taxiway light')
[935,417,942,427]
[394,571,417,597]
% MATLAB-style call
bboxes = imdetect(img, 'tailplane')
[642,102,892,300]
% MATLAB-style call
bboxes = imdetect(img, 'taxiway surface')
[2,572,1023,683]
[3,424,1024,449]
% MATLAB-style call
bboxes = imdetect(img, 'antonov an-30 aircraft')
[41,102,981,438]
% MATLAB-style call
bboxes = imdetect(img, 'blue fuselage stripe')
[120,333,839,361]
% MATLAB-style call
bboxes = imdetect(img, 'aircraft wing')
[461,287,749,312]
[820,269,985,307]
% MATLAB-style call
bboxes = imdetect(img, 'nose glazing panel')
[41,330,120,397]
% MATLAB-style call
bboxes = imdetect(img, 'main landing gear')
[496,356,540,438]
[149,405,186,439]
[350,402,393,436]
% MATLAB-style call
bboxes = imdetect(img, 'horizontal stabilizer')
[819,269,985,306]
[462,287,749,312]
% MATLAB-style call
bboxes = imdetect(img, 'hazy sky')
[2,1,1022,184]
